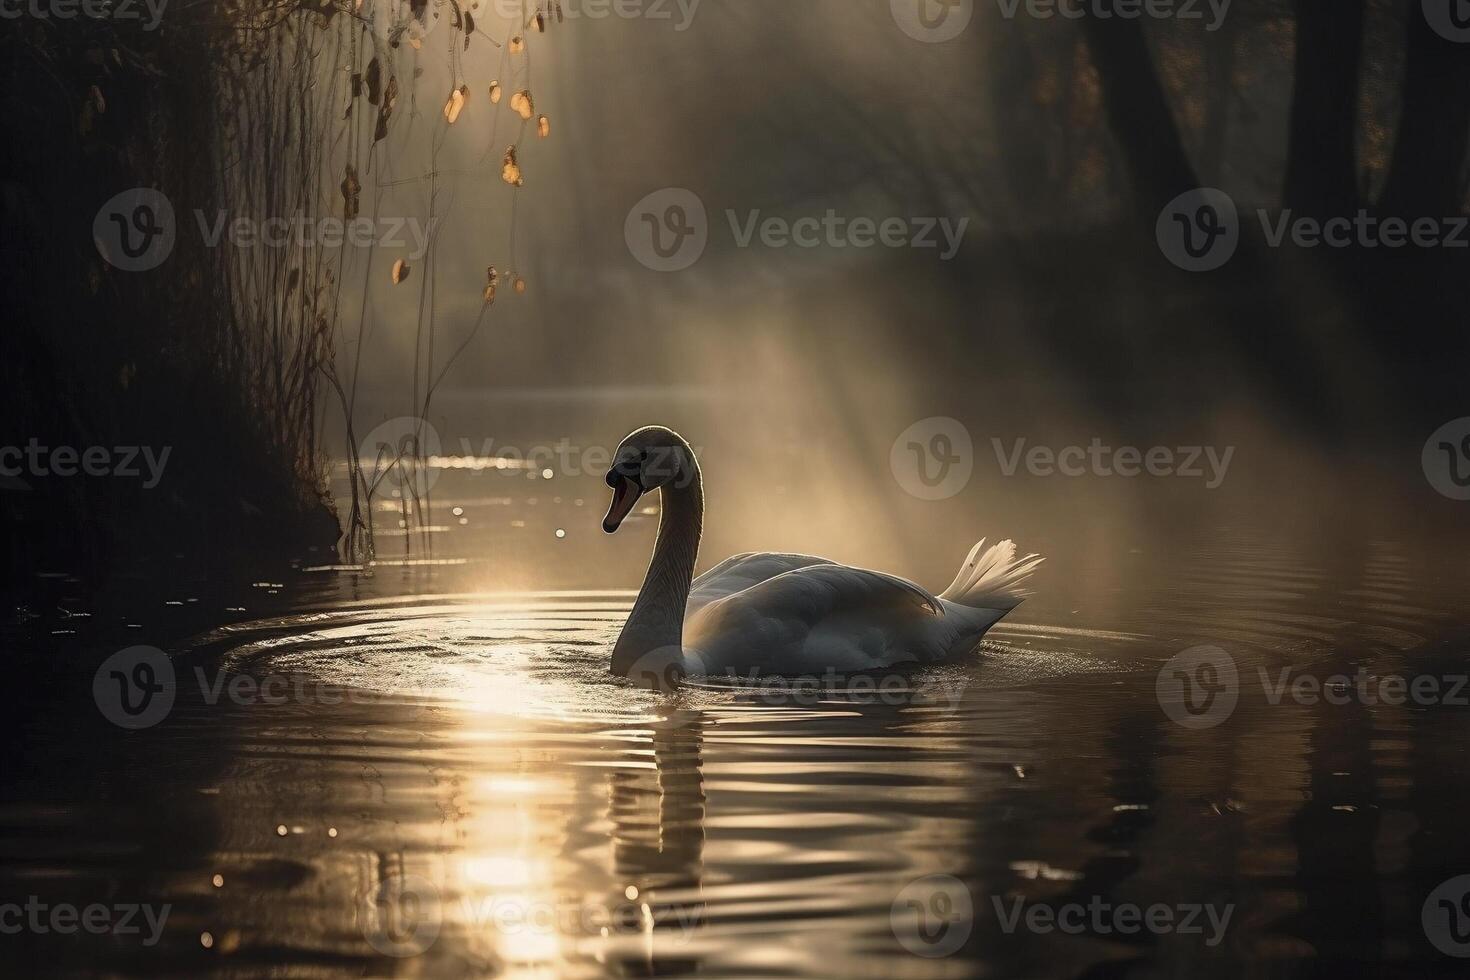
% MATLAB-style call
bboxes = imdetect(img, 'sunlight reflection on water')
[9,528,1469,978]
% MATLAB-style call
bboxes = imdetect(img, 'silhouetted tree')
[1078,1,1199,215]
[1284,0,1366,216]
[1380,3,1470,217]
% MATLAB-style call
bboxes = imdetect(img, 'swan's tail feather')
[939,539,1043,610]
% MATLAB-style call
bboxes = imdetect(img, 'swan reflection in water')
[604,709,707,977]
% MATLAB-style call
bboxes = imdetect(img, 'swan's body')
[601,426,1042,685]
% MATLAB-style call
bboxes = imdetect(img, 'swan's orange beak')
[603,474,643,533]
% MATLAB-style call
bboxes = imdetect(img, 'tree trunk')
[1380,4,1470,217]
[1199,14,1240,186]
[1284,0,1365,217]
[1078,4,1199,216]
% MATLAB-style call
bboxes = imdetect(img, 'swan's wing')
[686,563,945,674]
[688,552,837,613]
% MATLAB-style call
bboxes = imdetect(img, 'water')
[4,502,1470,977]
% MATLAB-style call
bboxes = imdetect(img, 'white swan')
[602,426,1043,686]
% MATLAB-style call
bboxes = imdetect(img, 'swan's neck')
[611,464,703,680]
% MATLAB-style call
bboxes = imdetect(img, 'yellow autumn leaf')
[483,283,496,305]
[510,35,524,53]
[536,114,550,138]
[489,81,502,104]
[392,259,410,284]
[510,90,534,120]
[513,276,526,295]
[501,146,523,186]
[443,87,465,124]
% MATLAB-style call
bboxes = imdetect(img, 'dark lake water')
[4,465,1470,978]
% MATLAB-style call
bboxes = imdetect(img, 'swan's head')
[603,425,696,533]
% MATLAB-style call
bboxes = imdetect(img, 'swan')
[601,425,1043,687]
